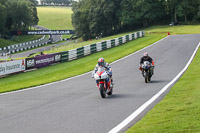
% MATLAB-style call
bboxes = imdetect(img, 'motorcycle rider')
[139,52,154,75]
[93,57,114,87]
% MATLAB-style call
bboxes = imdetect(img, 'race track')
[0,34,200,133]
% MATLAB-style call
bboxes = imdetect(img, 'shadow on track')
[106,94,133,99]
[150,80,168,84]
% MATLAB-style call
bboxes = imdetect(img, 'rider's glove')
[108,71,112,76]
[91,71,95,78]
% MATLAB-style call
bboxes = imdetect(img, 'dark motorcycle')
[142,61,152,83]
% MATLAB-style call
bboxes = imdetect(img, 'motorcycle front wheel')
[100,83,106,98]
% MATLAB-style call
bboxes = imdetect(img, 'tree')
[72,0,121,40]
[0,3,7,35]
[0,0,39,37]
[176,0,198,22]
[71,0,199,40]
[5,0,33,30]
[29,0,39,25]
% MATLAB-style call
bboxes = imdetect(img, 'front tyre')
[148,70,151,82]
[144,72,148,83]
[100,83,106,98]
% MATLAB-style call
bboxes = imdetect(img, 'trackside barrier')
[0,35,48,55]
[119,37,123,45]
[68,49,77,61]
[111,39,115,47]
[84,45,91,56]
[0,31,145,77]
[107,40,111,49]
[101,41,107,51]
[91,44,97,54]
[77,47,84,58]
[96,42,102,52]
[60,51,68,62]
[60,31,144,63]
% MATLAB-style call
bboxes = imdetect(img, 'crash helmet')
[98,57,105,66]
[143,52,148,57]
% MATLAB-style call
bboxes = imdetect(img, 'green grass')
[145,25,200,35]
[126,47,200,133]
[0,33,165,93]
[37,6,73,30]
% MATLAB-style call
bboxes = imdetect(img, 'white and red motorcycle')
[93,66,113,98]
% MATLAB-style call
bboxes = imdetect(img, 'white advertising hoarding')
[0,60,26,76]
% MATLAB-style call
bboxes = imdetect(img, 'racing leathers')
[140,56,154,75]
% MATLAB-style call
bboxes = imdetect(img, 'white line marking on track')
[0,36,169,96]
[108,41,200,133]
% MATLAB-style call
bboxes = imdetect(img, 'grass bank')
[37,6,73,30]
[145,25,200,35]
[126,44,200,133]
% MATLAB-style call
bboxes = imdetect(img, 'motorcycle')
[93,66,113,98]
[141,61,152,83]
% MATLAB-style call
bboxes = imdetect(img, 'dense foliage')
[40,0,73,6]
[0,0,39,38]
[72,0,200,40]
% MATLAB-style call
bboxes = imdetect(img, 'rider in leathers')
[140,52,154,75]
[94,57,114,87]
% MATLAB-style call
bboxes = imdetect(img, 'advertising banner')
[35,53,61,68]
[0,60,26,76]
[26,58,36,70]
[11,30,75,35]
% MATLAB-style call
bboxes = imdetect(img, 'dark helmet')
[98,57,105,66]
[143,52,148,57]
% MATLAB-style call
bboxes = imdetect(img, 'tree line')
[40,0,73,6]
[72,0,200,40]
[0,0,39,38]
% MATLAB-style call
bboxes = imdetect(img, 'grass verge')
[37,6,73,30]
[0,33,165,93]
[126,45,200,133]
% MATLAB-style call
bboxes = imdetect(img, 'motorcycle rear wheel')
[100,83,106,98]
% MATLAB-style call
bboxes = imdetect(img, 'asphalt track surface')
[0,34,200,133]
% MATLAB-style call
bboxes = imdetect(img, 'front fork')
[96,79,111,91]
